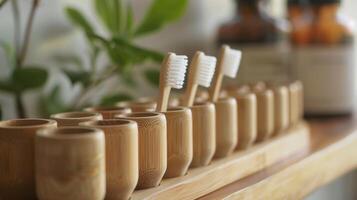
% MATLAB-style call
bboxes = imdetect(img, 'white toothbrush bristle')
[166,55,188,89]
[222,48,242,78]
[197,54,217,88]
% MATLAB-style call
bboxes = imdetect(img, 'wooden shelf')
[200,116,357,199]
[132,123,310,200]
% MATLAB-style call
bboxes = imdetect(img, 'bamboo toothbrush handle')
[182,84,198,107]
[209,46,226,102]
[156,53,171,112]
[209,73,224,102]
[157,86,171,112]
[181,52,202,107]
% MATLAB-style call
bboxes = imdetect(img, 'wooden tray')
[132,122,310,200]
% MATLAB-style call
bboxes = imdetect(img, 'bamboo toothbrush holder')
[189,102,216,168]
[0,119,57,199]
[234,92,257,150]
[253,88,274,142]
[270,85,290,135]
[51,111,103,127]
[84,106,131,119]
[35,127,106,200]
[80,119,139,200]
[224,84,251,96]
[117,98,157,112]
[116,112,167,189]
[162,107,193,178]
[213,97,238,158]
[288,81,304,126]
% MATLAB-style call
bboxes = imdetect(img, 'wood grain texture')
[116,112,167,189]
[234,92,257,149]
[51,111,103,127]
[271,85,290,135]
[214,97,238,158]
[84,106,131,119]
[0,119,57,200]
[163,107,193,178]
[131,123,310,200]
[190,102,216,167]
[35,127,106,200]
[254,89,274,141]
[80,119,139,200]
[117,98,157,112]
[200,117,357,200]
[289,81,304,126]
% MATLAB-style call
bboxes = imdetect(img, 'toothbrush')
[209,45,242,102]
[156,52,188,112]
[181,51,217,107]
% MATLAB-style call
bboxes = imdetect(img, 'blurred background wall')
[0,0,356,198]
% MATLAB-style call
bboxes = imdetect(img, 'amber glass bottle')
[287,0,313,45]
[218,0,289,84]
[290,0,355,115]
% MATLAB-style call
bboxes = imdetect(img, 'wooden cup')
[35,127,106,200]
[80,119,139,200]
[51,111,103,127]
[0,119,57,199]
[271,85,290,134]
[190,102,216,168]
[224,84,251,96]
[162,107,193,178]
[84,106,131,119]
[213,97,238,158]
[116,112,167,189]
[234,92,257,149]
[288,81,304,126]
[253,88,274,141]
[117,97,157,112]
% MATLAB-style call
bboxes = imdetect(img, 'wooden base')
[131,122,310,200]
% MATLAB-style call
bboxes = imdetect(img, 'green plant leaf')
[0,0,8,10]
[110,37,164,65]
[0,41,15,68]
[144,68,160,87]
[134,0,188,37]
[94,0,123,35]
[120,66,137,88]
[39,85,69,117]
[0,80,13,92]
[125,3,134,36]
[63,70,91,87]
[100,93,133,106]
[91,35,163,67]
[12,67,48,91]
[66,7,95,36]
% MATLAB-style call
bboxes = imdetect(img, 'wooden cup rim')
[117,98,157,107]
[162,106,189,114]
[115,112,163,119]
[84,106,131,113]
[37,127,103,140]
[51,111,102,120]
[80,119,137,128]
[190,102,214,108]
[0,118,56,129]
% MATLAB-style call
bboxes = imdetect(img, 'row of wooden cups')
[0,81,303,200]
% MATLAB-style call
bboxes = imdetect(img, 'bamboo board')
[131,122,310,200]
